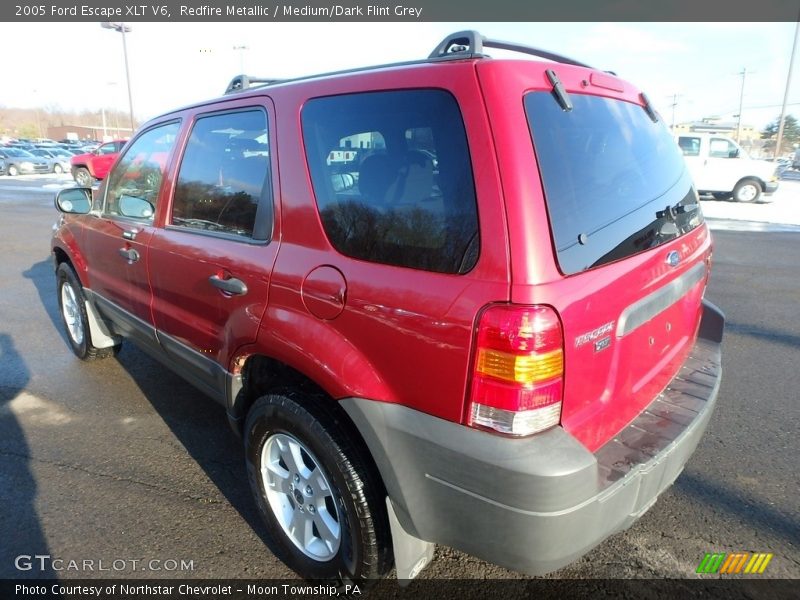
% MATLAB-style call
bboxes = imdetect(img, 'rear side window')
[302,90,479,274]
[171,109,271,240]
[525,92,702,275]
[678,136,701,157]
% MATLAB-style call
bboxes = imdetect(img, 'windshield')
[525,92,702,275]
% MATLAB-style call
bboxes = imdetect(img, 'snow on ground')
[701,180,800,232]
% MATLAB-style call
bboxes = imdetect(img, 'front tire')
[54,163,63,174]
[733,178,762,203]
[244,392,392,583]
[7,164,19,176]
[56,263,119,360]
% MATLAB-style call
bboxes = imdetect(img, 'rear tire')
[732,178,761,203]
[73,167,93,187]
[244,391,392,583]
[56,263,120,361]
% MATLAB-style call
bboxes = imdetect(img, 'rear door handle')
[118,247,140,263]
[208,275,248,296]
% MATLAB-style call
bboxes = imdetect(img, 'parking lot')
[0,174,798,583]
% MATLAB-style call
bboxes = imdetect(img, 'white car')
[676,133,779,202]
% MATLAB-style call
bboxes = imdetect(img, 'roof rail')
[224,74,284,95]
[429,30,594,69]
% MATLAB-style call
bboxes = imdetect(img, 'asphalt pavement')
[0,175,797,583]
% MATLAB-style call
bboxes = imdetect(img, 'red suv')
[70,139,127,186]
[51,31,724,583]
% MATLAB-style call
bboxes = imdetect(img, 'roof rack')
[224,74,284,95]
[222,30,594,96]
[428,30,594,69]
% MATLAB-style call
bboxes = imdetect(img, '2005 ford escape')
[51,31,724,582]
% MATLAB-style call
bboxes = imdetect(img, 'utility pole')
[735,68,750,144]
[668,93,682,132]
[776,18,800,159]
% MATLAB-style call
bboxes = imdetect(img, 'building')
[46,124,132,143]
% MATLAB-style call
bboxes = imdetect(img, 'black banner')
[2,579,798,600]
[3,0,800,22]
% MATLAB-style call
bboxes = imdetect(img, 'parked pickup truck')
[70,139,127,186]
[676,133,779,202]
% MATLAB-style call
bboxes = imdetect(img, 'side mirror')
[55,188,91,214]
[118,194,154,220]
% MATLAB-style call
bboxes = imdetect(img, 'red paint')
[53,57,711,452]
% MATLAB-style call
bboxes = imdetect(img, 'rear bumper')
[342,300,724,576]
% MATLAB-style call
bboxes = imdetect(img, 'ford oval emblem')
[666,250,680,267]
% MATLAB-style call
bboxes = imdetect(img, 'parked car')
[0,147,50,176]
[0,157,5,176]
[29,148,71,174]
[676,133,779,202]
[51,30,724,584]
[69,140,126,186]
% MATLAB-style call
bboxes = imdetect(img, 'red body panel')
[53,58,710,451]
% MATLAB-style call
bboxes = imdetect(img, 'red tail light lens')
[467,304,564,436]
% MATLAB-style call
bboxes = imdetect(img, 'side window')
[171,110,270,240]
[677,136,700,157]
[104,121,180,222]
[97,143,118,155]
[302,90,479,274]
[709,138,738,159]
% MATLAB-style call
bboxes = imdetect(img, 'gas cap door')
[301,265,347,320]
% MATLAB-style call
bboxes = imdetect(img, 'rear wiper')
[656,203,699,221]
[546,69,573,112]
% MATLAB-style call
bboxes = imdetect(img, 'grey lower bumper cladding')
[341,300,724,576]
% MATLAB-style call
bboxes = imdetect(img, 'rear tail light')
[467,304,564,436]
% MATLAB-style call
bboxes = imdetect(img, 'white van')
[676,133,779,202]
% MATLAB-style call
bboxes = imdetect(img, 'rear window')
[302,90,479,274]
[525,92,702,275]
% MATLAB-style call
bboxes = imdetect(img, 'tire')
[732,178,762,203]
[56,262,120,361]
[73,167,93,187]
[7,164,19,176]
[244,391,392,583]
[53,163,63,174]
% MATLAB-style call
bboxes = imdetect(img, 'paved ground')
[0,174,797,582]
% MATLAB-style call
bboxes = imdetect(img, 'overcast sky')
[0,21,796,130]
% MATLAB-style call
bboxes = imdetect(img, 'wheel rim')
[54,164,62,174]
[737,184,758,202]
[60,281,84,345]
[261,432,341,561]
[9,166,17,176]
[76,171,90,185]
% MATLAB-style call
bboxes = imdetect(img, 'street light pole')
[233,44,249,73]
[102,22,135,134]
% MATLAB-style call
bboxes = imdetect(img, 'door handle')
[208,275,248,296]
[118,247,140,263]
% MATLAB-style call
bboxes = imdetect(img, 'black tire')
[73,167,93,187]
[732,178,762,203]
[244,391,392,583]
[53,163,63,174]
[56,262,120,361]
[7,164,18,176]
